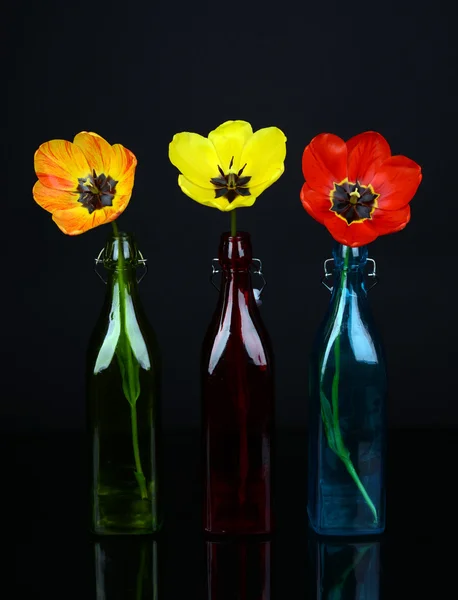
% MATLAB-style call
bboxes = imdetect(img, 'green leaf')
[116,329,141,407]
[320,389,338,453]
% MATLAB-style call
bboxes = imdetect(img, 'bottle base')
[92,484,162,535]
[204,526,273,537]
[91,515,163,536]
[307,508,385,537]
[308,522,385,537]
[91,525,162,536]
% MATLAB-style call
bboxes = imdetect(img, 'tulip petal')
[110,144,137,196]
[324,213,379,247]
[240,127,287,187]
[216,171,283,212]
[300,182,332,225]
[208,120,253,173]
[52,200,127,236]
[178,174,221,207]
[370,156,422,210]
[169,133,220,187]
[239,171,284,201]
[178,175,267,212]
[33,180,80,213]
[347,131,391,184]
[52,206,96,235]
[212,177,277,212]
[34,140,90,191]
[73,132,114,176]
[223,194,257,211]
[369,205,411,235]
[302,133,347,195]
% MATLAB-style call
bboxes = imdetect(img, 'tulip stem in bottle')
[231,209,237,237]
[111,220,148,500]
[321,246,377,522]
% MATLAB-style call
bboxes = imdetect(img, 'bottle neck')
[217,231,256,304]
[331,243,368,297]
[102,232,141,296]
[106,267,139,294]
[219,231,253,270]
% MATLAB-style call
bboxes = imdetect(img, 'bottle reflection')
[206,540,271,599]
[94,537,159,599]
[310,537,381,600]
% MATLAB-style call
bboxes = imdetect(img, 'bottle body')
[308,244,386,536]
[87,232,162,534]
[202,232,274,535]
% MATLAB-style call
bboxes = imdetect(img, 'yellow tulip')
[169,120,287,212]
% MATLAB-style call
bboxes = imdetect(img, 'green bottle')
[87,230,162,534]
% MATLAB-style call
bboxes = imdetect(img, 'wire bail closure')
[94,248,148,284]
[321,257,378,293]
[210,258,266,306]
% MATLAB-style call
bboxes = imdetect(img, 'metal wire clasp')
[210,258,267,306]
[321,257,379,293]
[94,248,148,284]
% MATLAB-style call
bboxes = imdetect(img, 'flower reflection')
[94,537,159,599]
[309,536,381,599]
[206,540,271,599]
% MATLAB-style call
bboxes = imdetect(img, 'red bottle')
[202,231,275,535]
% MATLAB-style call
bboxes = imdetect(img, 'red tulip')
[300,131,422,247]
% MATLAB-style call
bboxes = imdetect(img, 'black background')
[4,0,457,432]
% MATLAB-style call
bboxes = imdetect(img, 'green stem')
[111,221,148,500]
[230,209,237,237]
[326,246,378,523]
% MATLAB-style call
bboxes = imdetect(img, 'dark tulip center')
[210,156,252,202]
[77,170,118,214]
[330,179,379,224]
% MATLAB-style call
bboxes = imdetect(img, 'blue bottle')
[308,243,387,535]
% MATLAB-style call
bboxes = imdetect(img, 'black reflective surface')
[9,430,457,597]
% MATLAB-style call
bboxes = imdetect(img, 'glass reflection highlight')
[93,537,159,599]
[310,537,380,599]
[206,539,271,599]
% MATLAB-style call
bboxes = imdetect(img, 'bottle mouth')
[333,242,368,268]
[221,230,251,241]
[111,230,131,240]
[103,231,140,266]
[219,231,253,265]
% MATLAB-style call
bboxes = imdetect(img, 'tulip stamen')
[210,159,252,203]
[77,170,118,214]
[330,179,379,225]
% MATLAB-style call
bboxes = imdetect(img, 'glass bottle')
[308,536,381,600]
[308,243,387,535]
[93,537,160,599]
[202,231,275,535]
[87,231,162,535]
[206,540,272,599]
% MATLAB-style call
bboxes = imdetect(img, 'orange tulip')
[33,132,137,235]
